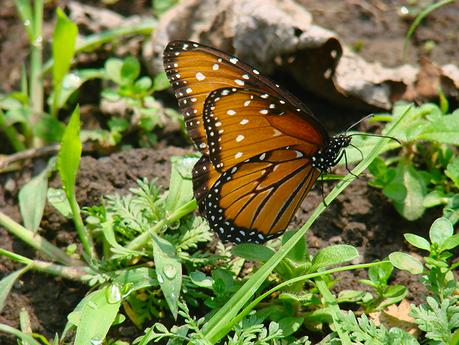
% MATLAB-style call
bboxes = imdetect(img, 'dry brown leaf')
[370,299,420,337]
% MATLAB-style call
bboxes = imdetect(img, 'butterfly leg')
[320,173,328,207]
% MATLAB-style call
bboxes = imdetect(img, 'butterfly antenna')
[345,113,375,133]
[349,132,401,145]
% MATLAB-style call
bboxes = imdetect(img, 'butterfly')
[163,40,351,244]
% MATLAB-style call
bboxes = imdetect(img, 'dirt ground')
[1,0,457,343]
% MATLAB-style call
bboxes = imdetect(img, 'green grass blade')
[58,106,95,258]
[403,0,455,61]
[201,105,411,343]
[0,268,29,312]
[0,324,42,345]
[51,8,78,116]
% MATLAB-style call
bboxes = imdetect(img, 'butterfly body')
[163,40,351,243]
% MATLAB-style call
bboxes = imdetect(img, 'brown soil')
[1,0,457,343]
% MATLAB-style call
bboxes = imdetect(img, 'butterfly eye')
[164,40,351,244]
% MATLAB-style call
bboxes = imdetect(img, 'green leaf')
[152,235,182,319]
[440,233,459,251]
[152,72,170,91]
[120,57,140,84]
[190,271,213,288]
[114,267,158,292]
[384,160,426,221]
[388,252,423,274]
[445,156,459,188]
[47,187,72,218]
[52,8,78,115]
[19,159,54,232]
[429,217,453,246]
[0,268,27,312]
[277,317,303,337]
[165,156,198,212]
[57,106,82,199]
[416,113,459,145]
[404,233,431,251]
[73,287,121,345]
[105,58,123,84]
[34,113,65,142]
[282,230,306,262]
[134,76,153,92]
[232,244,275,262]
[310,244,359,271]
[368,261,393,284]
[423,190,449,208]
[51,69,105,110]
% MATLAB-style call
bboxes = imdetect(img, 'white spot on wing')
[240,119,249,125]
[227,109,236,115]
[195,72,206,81]
[234,79,244,86]
[235,152,243,159]
[236,135,245,142]
[213,63,219,70]
[260,109,268,114]
[230,57,238,64]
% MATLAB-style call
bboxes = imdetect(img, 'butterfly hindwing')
[197,148,320,243]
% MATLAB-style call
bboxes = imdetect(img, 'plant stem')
[231,261,387,332]
[68,193,96,260]
[315,279,352,344]
[0,110,26,151]
[0,210,81,266]
[126,199,197,250]
[29,0,44,147]
[0,248,90,281]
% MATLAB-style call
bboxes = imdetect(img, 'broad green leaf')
[0,268,27,312]
[152,235,182,319]
[384,160,426,221]
[165,156,198,212]
[57,106,82,199]
[368,261,393,284]
[440,233,459,251]
[310,244,358,271]
[74,287,121,345]
[19,159,54,232]
[114,267,158,293]
[404,233,431,251]
[52,8,78,114]
[121,57,140,84]
[389,252,423,274]
[232,244,275,262]
[47,187,72,218]
[277,317,303,337]
[445,156,459,188]
[34,114,65,142]
[282,230,306,263]
[152,71,170,91]
[416,113,459,145]
[105,58,123,84]
[190,271,213,288]
[134,76,153,92]
[423,190,449,208]
[14,0,34,40]
[429,217,453,246]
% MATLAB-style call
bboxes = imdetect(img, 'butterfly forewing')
[203,87,326,171]
[163,40,327,154]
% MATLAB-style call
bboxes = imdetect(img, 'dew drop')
[163,264,177,279]
[157,273,164,284]
[90,337,103,345]
[107,284,121,303]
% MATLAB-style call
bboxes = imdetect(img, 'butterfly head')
[311,134,351,172]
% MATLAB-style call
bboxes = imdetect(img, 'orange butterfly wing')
[163,41,328,154]
[163,40,337,243]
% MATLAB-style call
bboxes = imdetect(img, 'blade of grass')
[58,106,95,259]
[200,105,411,343]
[51,8,78,117]
[403,0,454,61]
[42,19,156,75]
[0,109,26,151]
[0,211,79,266]
[29,0,44,142]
